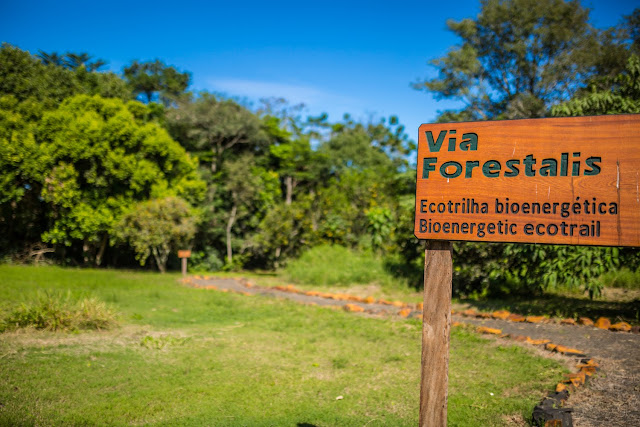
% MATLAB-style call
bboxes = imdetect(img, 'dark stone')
[532,404,573,426]
[631,326,640,334]
[533,391,573,426]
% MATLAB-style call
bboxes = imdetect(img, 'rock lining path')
[186,276,639,426]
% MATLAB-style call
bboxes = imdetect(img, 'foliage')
[114,197,198,272]
[598,268,640,290]
[124,59,190,105]
[0,44,131,108]
[188,246,225,272]
[0,94,205,265]
[412,0,624,120]
[551,54,640,116]
[167,92,267,173]
[284,244,404,287]
[0,290,117,332]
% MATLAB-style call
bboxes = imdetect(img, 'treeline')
[1,0,639,298]
[0,43,416,277]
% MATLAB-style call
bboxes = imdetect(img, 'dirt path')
[187,276,639,426]
[455,316,640,426]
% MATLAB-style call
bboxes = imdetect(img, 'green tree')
[219,155,280,266]
[551,54,640,116]
[114,197,198,272]
[168,93,267,173]
[124,60,190,105]
[413,0,604,120]
[251,198,314,268]
[0,44,131,108]
[0,94,205,265]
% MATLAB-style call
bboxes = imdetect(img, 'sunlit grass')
[0,265,567,426]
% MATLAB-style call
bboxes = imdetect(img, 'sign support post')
[178,250,191,277]
[419,240,453,427]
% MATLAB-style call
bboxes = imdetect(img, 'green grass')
[284,245,403,288]
[599,268,640,290]
[0,290,118,332]
[0,265,567,426]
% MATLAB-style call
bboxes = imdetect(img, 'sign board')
[414,115,640,247]
[178,250,191,258]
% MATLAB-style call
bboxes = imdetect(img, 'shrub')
[598,268,640,290]
[284,244,402,287]
[0,291,118,332]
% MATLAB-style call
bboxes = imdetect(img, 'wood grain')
[420,240,453,427]
[414,115,640,247]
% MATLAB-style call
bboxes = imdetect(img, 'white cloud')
[205,78,361,112]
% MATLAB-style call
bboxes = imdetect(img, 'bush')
[0,291,118,332]
[598,268,640,290]
[190,247,225,272]
[284,244,403,287]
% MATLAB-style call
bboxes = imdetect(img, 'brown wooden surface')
[420,240,453,427]
[181,257,188,276]
[177,250,191,258]
[414,115,640,247]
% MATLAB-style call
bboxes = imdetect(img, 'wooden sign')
[414,114,640,247]
[178,250,191,258]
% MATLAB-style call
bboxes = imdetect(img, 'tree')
[251,198,314,268]
[124,60,190,105]
[36,50,65,67]
[551,54,640,116]
[37,51,107,71]
[0,94,205,265]
[114,197,198,272]
[167,93,267,173]
[413,0,604,120]
[219,155,280,266]
[0,44,131,108]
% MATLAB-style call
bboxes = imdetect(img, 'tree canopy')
[413,0,636,121]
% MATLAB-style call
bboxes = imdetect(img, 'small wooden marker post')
[419,240,452,426]
[178,250,191,276]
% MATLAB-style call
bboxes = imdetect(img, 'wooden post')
[419,240,453,426]
[178,250,191,277]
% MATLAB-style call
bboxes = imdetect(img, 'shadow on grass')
[459,295,640,324]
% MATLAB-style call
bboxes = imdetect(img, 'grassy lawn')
[0,266,567,426]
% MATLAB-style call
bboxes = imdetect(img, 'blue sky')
[1,0,638,141]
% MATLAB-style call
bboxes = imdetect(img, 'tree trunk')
[95,234,108,266]
[274,246,282,269]
[211,147,218,173]
[285,176,293,205]
[82,239,90,265]
[151,245,168,273]
[226,203,238,265]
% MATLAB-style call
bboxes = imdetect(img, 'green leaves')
[0,92,204,263]
[123,59,190,105]
[114,197,198,272]
[414,0,619,120]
